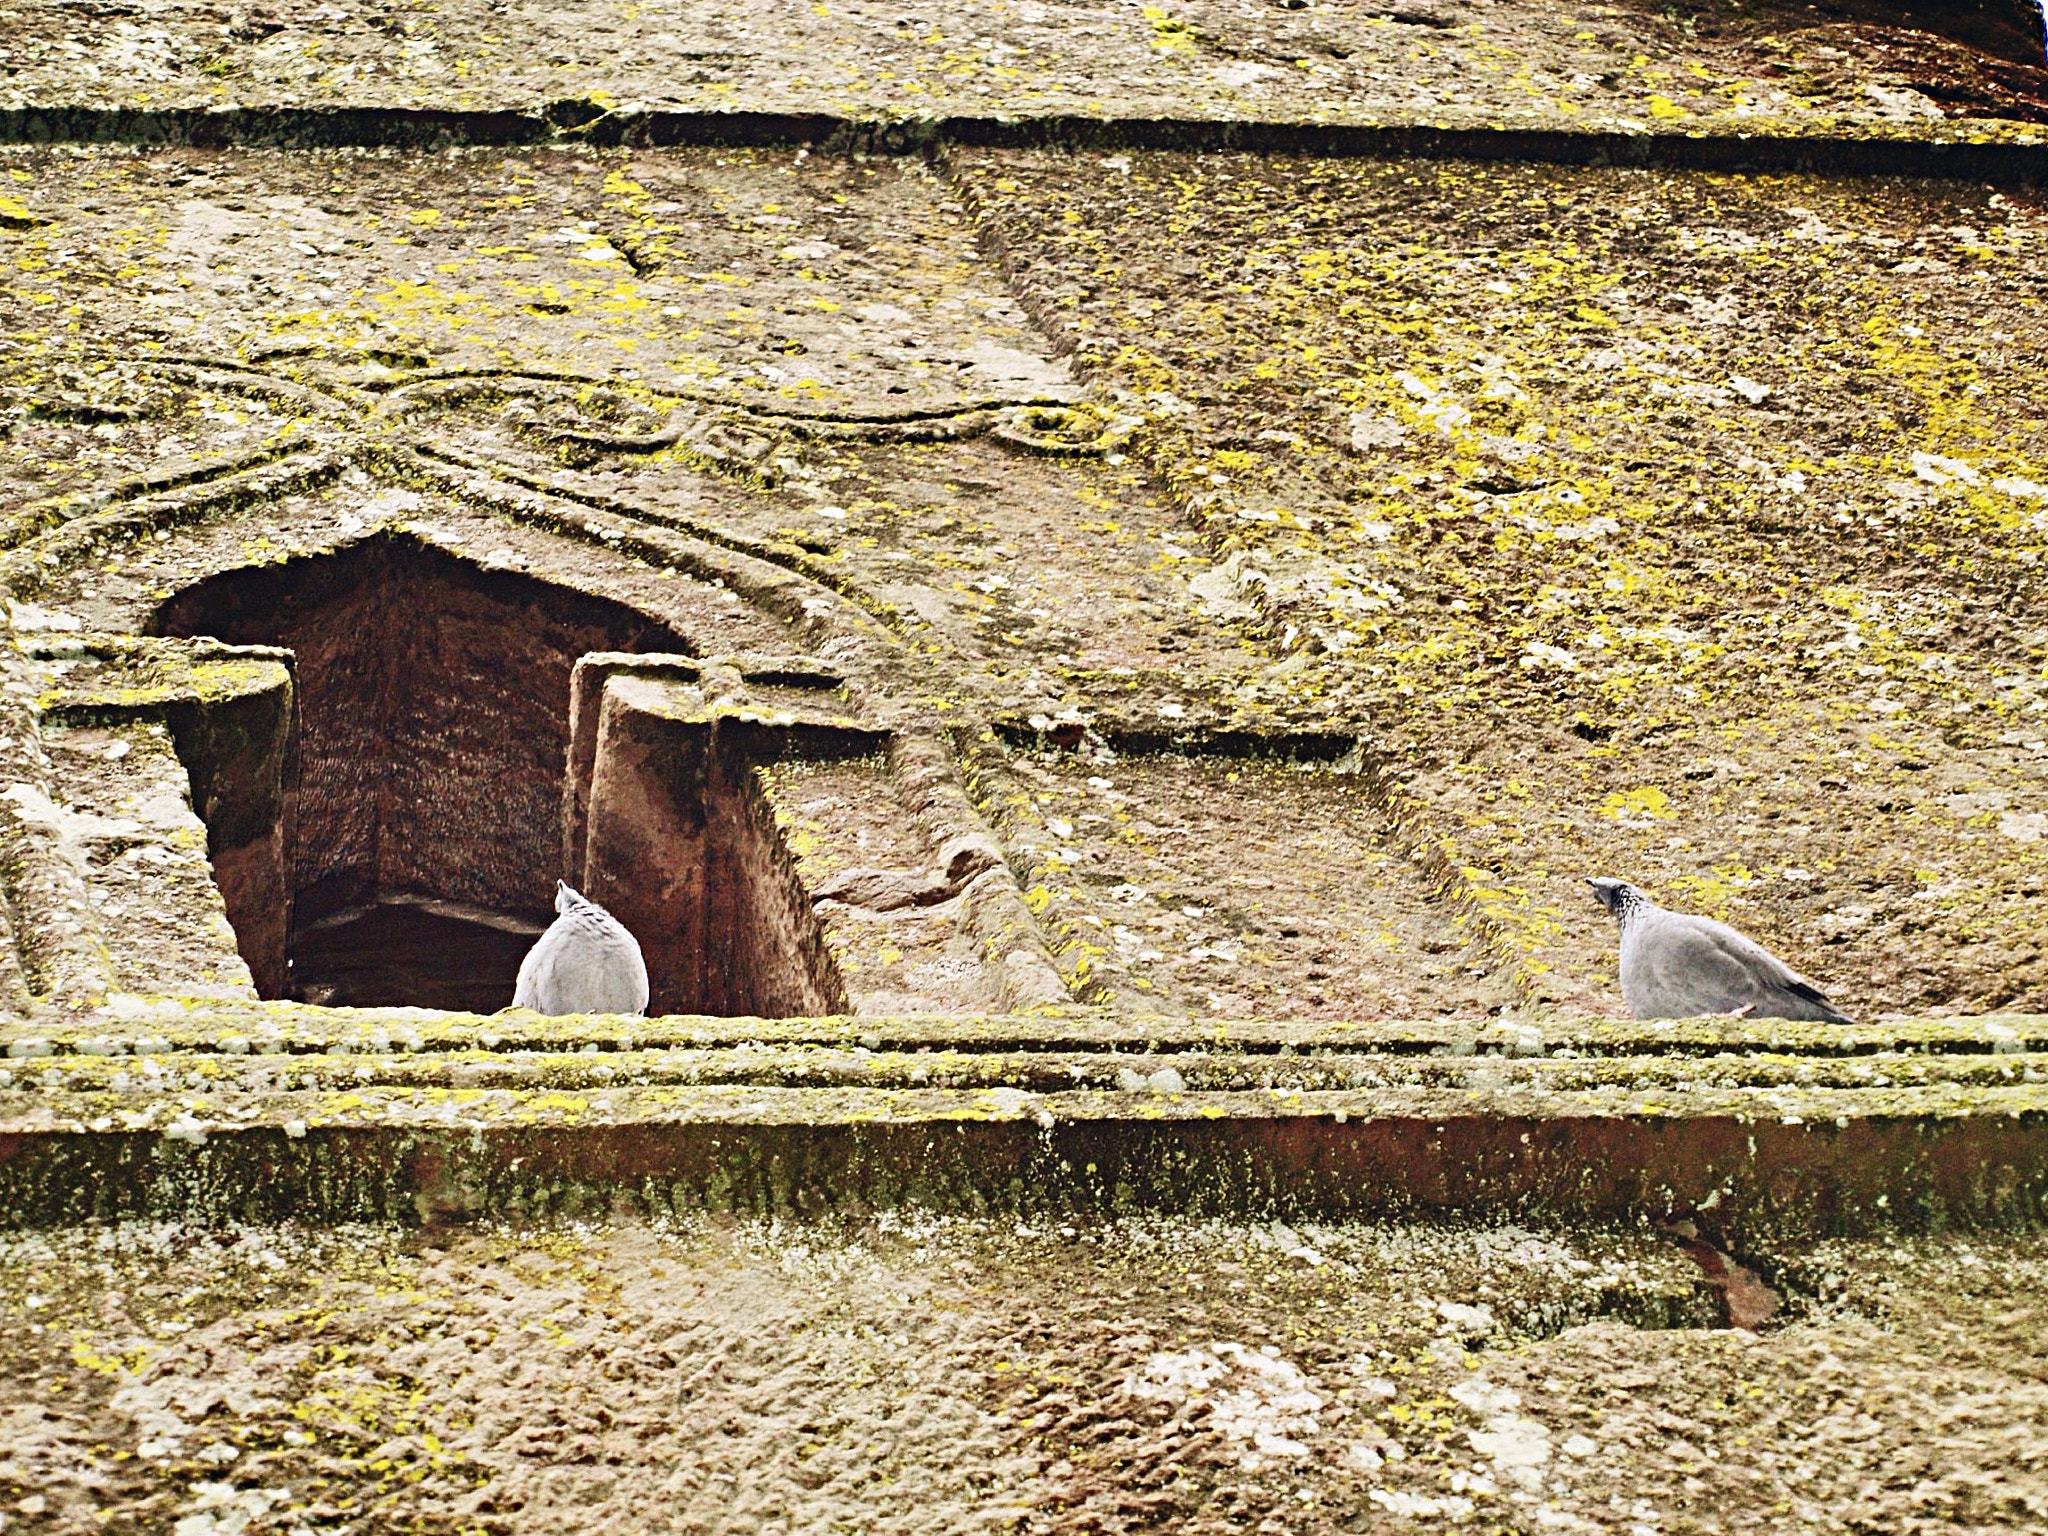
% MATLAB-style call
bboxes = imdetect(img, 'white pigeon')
[512,881,650,1016]
[1587,877,1853,1023]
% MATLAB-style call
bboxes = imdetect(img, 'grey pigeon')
[1587,877,1852,1023]
[512,881,650,1016]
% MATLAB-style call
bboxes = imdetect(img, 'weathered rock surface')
[4,1,2048,1529]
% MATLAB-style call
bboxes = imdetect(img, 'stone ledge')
[8,1044,2043,1095]
[2,1076,2042,1233]
[5,1004,2043,1057]
[1,105,2045,179]
[2,0,2041,140]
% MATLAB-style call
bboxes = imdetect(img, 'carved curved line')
[395,391,994,478]
[98,354,365,417]
[404,440,907,632]
[385,447,892,665]
[0,426,331,554]
[0,449,352,598]
[721,392,1077,428]
[382,366,1078,427]
[765,411,998,444]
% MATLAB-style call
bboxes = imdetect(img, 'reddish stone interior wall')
[574,688,846,1018]
[707,760,846,1019]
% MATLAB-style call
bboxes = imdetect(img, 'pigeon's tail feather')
[1784,979,1855,1024]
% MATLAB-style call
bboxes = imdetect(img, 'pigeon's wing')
[1622,915,1759,1018]
[604,920,650,1015]
[1626,912,1851,1023]
[566,914,647,1015]
[512,919,570,1012]
[1685,916,1853,1022]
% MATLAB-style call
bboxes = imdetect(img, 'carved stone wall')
[3,4,2048,1530]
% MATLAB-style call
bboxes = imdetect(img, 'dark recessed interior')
[154,533,697,1012]
[289,897,544,1014]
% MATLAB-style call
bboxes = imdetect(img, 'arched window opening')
[153,533,691,1013]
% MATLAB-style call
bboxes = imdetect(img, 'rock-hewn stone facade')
[3,3,2048,1531]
